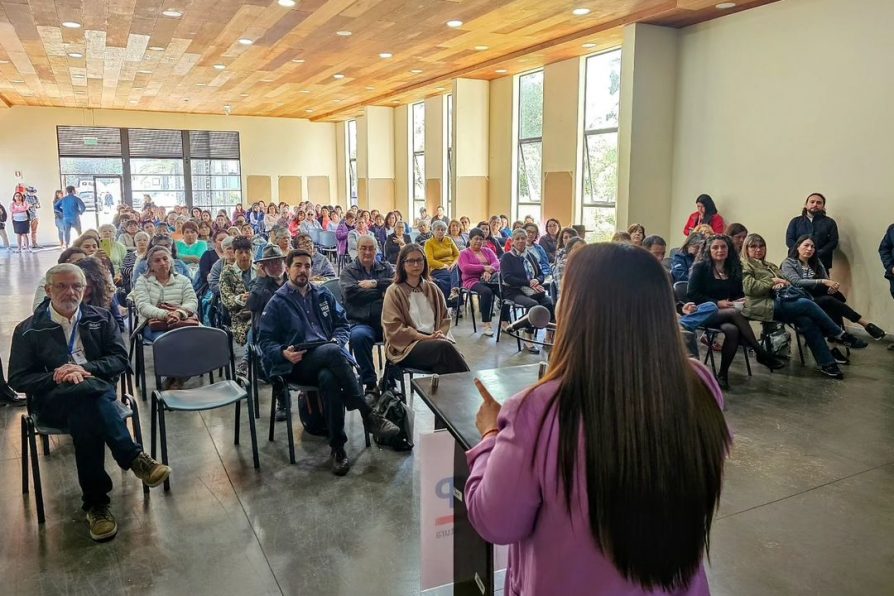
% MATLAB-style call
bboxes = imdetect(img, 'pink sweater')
[466,360,726,596]
[457,247,500,290]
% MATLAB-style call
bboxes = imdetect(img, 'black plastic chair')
[453,287,478,333]
[322,278,343,303]
[150,327,259,491]
[317,230,338,262]
[21,371,145,525]
[494,280,526,352]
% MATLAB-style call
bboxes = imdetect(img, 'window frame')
[347,119,358,204]
[411,101,426,221]
[515,69,544,223]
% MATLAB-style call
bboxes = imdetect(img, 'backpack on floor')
[761,322,792,359]
[296,391,329,437]
[372,389,414,451]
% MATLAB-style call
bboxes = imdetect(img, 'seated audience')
[611,231,632,243]
[131,234,192,286]
[424,220,460,302]
[642,235,667,262]
[465,243,730,596]
[481,220,505,258]
[9,263,171,542]
[371,213,388,249]
[382,244,470,375]
[258,249,399,476]
[194,230,228,296]
[219,236,257,376]
[208,236,235,297]
[115,220,138,251]
[671,232,704,283]
[500,229,555,353]
[347,217,378,260]
[785,193,838,271]
[78,256,125,332]
[782,235,883,343]
[260,226,291,261]
[724,223,748,254]
[881,223,894,301]
[415,207,431,228]
[415,220,432,244]
[32,247,88,310]
[340,236,395,393]
[524,224,552,277]
[131,245,198,346]
[448,219,467,251]
[384,221,411,265]
[687,234,785,389]
[246,246,287,418]
[0,353,25,406]
[684,193,725,236]
[627,223,646,247]
[431,205,449,225]
[554,237,586,290]
[294,233,337,280]
[336,211,356,258]
[741,234,853,379]
[539,218,562,262]
[458,228,501,337]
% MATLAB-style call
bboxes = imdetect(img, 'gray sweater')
[780,257,829,290]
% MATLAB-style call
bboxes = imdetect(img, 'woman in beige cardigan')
[382,243,470,375]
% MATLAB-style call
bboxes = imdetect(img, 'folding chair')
[317,230,338,262]
[150,326,259,491]
[454,287,479,332]
[21,371,145,525]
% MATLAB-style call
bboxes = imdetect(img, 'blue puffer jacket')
[257,282,352,377]
[671,252,695,283]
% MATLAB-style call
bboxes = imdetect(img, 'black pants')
[0,355,16,399]
[273,343,368,449]
[889,278,894,300]
[504,288,555,321]
[398,339,470,375]
[470,282,498,323]
[813,292,861,329]
[704,308,762,377]
[37,388,142,511]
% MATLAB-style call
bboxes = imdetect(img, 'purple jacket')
[466,360,725,596]
[336,221,354,256]
[457,247,500,290]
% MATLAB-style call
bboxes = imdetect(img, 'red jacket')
[684,211,725,236]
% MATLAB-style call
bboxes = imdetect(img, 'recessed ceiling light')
[582,43,597,48]
[11,79,24,83]
[392,100,399,104]
[213,64,225,70]
[196,82,206,86]
[162,9,182,18]
[716,2,736,8]
[68,52,83,58]
[435,87,445,92]
[496,69,508,74]
[261,78,274,82]
[334,99,342,103]
[474,45,489,51]
[379,52,393,59]
[224,104,231,109]
[238,38,253,46]
[75,90,86,94]
[410,69,422,74]
[300,90,310,93]
[446,20,463,28]
[278,0,296,6]
[305,109,314,113]
[72,73,85,78]
[138,70,152,74]
[336,31,352,37]
[333,73,345,79]
[149,46,164,51]
[291,58,305,63]
[129,100,138,103]
[0,59,8,64]
[572,8,591,16]
[365,86,375,90]
[240,93,249,96]
[62,21,81,29]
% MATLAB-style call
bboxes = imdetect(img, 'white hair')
[45,263,86,286]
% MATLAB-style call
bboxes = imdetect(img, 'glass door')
[92,175,123,228]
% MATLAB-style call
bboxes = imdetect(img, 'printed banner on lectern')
[420,431,508,592]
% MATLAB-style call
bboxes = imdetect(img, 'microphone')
[506,305,552,333]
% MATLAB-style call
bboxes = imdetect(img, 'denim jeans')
[774,298,842,367]
[350,323,382,387]
[431,269,453,301]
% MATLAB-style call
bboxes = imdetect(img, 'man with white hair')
[9,263,171,542]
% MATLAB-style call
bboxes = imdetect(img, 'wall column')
[617,23,679,239]
[454,78,490,224]
[424,96,445,217]
[356,106,395,212]
[541,58,583,228]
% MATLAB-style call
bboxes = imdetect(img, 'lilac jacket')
[336,221,355,256]
[458,247,500,290]
[466,360,725,596]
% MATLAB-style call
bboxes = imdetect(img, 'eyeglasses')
[404,258,425,266]
[51,283,85,292]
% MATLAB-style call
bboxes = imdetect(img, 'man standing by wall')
[879,223,894,350]
[55,185,86,248]
[785,193,838,271]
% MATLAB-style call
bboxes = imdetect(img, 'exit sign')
[83,137,98,146]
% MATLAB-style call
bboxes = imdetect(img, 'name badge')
[320,300,330,318]
[70,348,88,365]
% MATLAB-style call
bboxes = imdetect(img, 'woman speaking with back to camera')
[465,242,731,595]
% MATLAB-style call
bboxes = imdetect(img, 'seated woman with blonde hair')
[382,243,469,375]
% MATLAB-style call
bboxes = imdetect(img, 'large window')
[57,126,242,217]
[411,102,426,221]
[446,94,453,218]
[516,70,544,223]
[347,119,358,203]
[581,50,621,241]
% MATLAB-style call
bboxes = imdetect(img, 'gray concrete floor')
[1,248,892,595]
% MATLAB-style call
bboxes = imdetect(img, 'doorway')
[91,175,123,228]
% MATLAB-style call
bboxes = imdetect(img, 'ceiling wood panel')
[0,0,779,118]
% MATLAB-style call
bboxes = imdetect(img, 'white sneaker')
[28,247,35,253]
[482,323,494,337]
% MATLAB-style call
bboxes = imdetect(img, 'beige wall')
[454,78,490,222]
[672,0,894,329]
[424,96,446,213]
[617,24,679,240]
[335,121,347,204]
[488,76,514,218]
[0,106,337,241]
[542,58,584,227]
[393,104,409,217]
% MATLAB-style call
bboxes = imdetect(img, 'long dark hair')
[696,194,718,225]
[698,234,741,279]
[541,243,730,590]
[393,243,430,284]
[788,234,822,270]
[77,256,115,309]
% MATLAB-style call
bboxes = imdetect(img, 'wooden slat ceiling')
[0,0,779,122]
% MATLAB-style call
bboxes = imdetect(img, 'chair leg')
[157,406,171,492]
[496,304,504,343]
[268,381,277,442]
[27,421,45,524]
[743,345,753,376]
[796,330,806,365]
[234,401,241,445]
[285,390,295,465]
[150,395,157,459]
[127,399,150,496]
[252,353,260,420]
[40,434,50,456]
[246,394,260,470]
[470,294,477,333]
[21,416,29,494]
